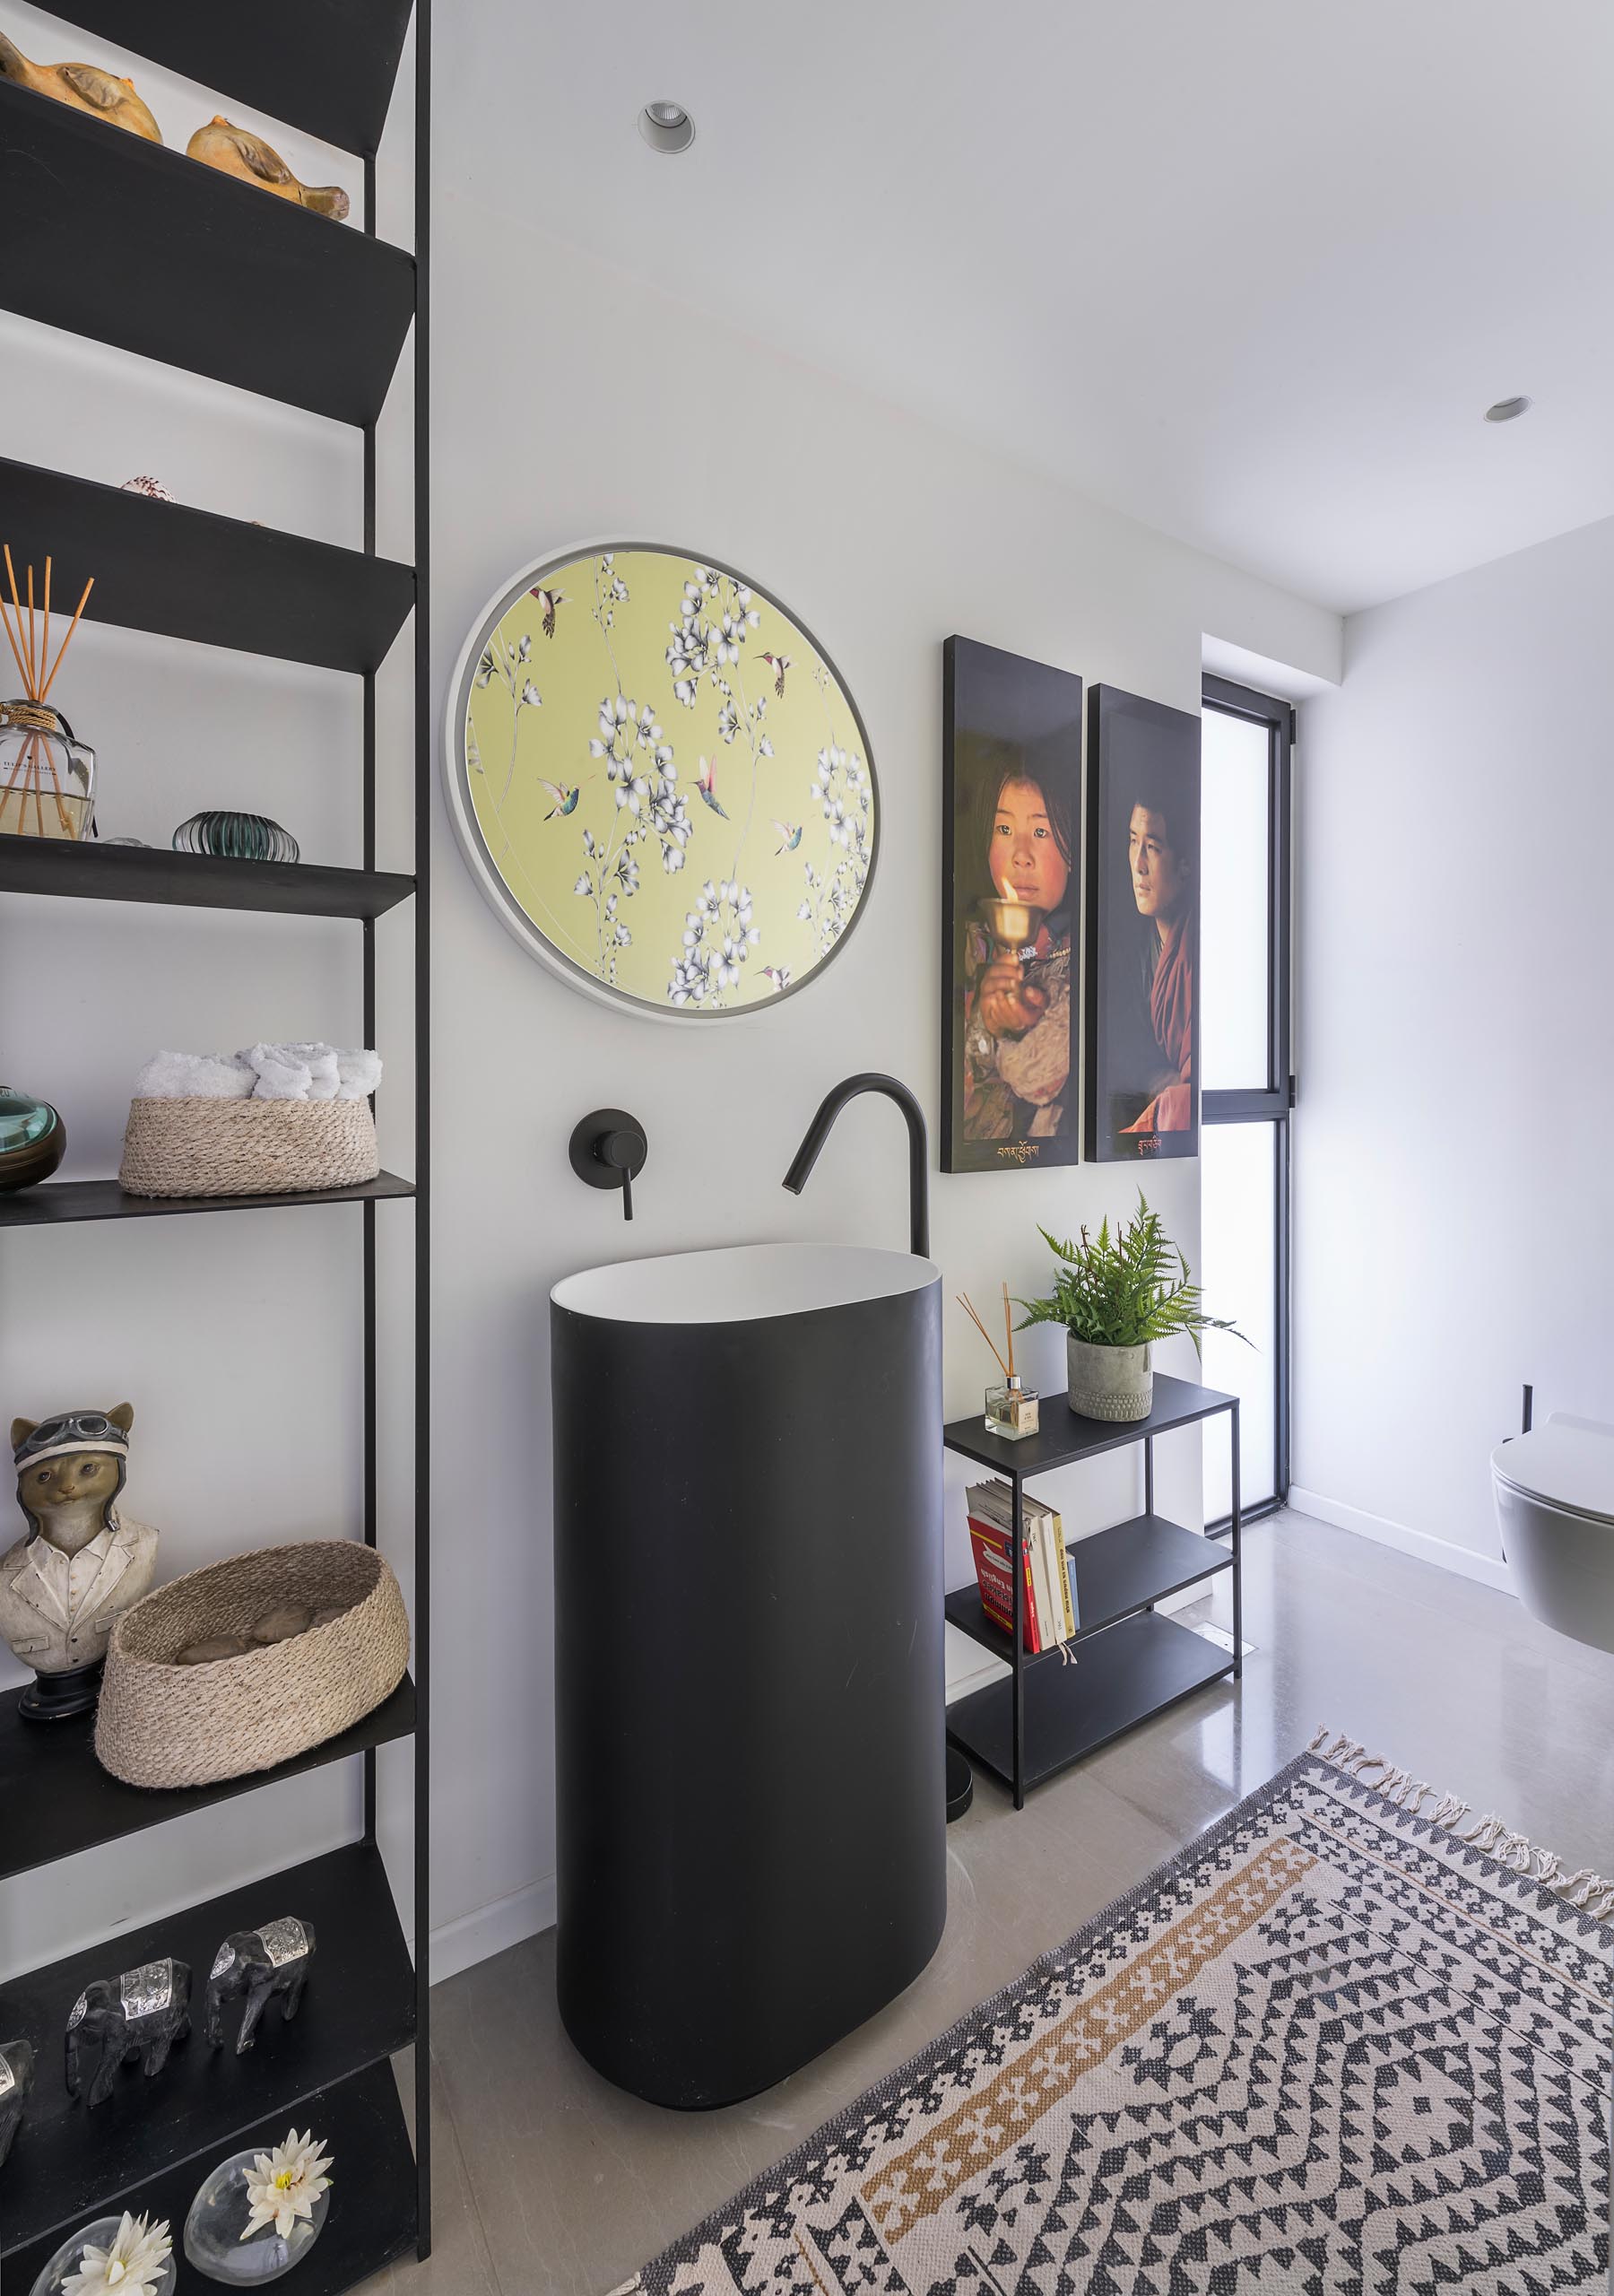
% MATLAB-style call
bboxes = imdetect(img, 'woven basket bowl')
[119,1096,379,1198]
[94,1541,410,1789]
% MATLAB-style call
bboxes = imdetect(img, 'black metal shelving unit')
[944,1373,1241,1807]
[0,3,431,2285]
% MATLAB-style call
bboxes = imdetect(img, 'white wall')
[422,197,1338,1973]
[0,17,1340,1982]
[1293,514,1614,1584]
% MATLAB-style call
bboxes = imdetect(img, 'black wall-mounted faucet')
[569,1109,648,1221]
[782,1073,930,1258]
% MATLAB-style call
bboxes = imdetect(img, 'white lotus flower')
[64,2212,171,2296]
[241,2129,334,2244]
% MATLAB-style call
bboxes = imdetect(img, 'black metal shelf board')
[3,2058,417,2295]
[0,1174,415,1231]
[0,834,415,919]
[944,1512,1236,1668]
[0,460,414,675]
[38,0,413,157]
[0,1842,414,2260]
[942,1372,1238,1477]
[0,1674,414,1878]
[1,83,414,428]
[946,1611,1235,1796]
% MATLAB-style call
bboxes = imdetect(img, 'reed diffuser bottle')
[958,1283,1040,1440]
[0,549,97,841]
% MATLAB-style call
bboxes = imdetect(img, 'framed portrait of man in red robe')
[1083,684,1201,1162]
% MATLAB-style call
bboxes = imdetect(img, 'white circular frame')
[444,540,881,1025]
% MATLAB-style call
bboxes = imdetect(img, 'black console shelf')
[0,833,415,919]
[0,0,432,2282]
[0,459,414,675]
[944,1375,1242,1805]
[0,1174,415,1230]
[4,2061,417,2296]
[1,81,414,427]
[0,1676,416,1881]
[47,0,416,156]
[0,1841,413,2258]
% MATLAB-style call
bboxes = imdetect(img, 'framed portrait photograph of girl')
[941,636,1083,1174]
[1083,683,1201,1161]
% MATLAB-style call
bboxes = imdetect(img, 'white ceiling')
[446,0,1614,616]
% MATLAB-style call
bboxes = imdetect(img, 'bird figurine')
[528,586,568,639]
[0,37,161,139]
[537,779,580,820]
[696,759,728,818]
[761,966,793,993]
[759,653,793,699]
[772,820,803,855]
[186,117,351,219]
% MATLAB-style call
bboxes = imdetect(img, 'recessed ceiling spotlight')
[1484,396,1532,423]
[638,100,695,155]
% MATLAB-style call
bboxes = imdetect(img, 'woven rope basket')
[94,1541,410,1788]
[119,1097,379,1198]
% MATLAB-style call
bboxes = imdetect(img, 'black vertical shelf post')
[412,0,434,2257]
[0,6,431,2286]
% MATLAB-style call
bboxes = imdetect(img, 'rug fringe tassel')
[1309,1725,1614,1921]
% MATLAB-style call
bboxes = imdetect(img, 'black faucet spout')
[782,1073,930,1258]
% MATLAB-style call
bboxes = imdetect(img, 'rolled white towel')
[280,1042,342,1100]
[243,1043,314,1100]
[134,1050,255,1101]
[334,1048,382,1100]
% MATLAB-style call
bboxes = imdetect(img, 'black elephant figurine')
[205,1916,316,2054]
[65,1957,191,2109]
[0,2036,34,2167]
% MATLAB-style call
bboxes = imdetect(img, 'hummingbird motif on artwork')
[772,820,803,855]
[761,965,792,992]
[759,652,793,698]
[537,779,580,819]
[696,758,729,818]
[528,585,568,638]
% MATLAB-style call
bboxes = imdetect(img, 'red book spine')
[968,1516,1043,1653]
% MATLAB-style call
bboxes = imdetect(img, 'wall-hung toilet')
[1493,1413,1614,1651]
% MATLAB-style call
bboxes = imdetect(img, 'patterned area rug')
[618,1735,1612,2294]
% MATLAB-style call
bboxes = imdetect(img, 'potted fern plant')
[1018,1194,1244,1422]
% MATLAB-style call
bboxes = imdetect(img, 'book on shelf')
[966,1479,1076,1652]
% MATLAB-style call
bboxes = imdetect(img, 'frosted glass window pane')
[1200,708,1271,1091]
[1201,1121,1277,1518]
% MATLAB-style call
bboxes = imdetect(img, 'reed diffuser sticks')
[957,1292,1011,1380]
[0,548,94,839]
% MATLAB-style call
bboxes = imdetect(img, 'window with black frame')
[1198,674,1292,1527]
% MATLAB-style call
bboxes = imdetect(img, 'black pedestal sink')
[551,1240,946,2109]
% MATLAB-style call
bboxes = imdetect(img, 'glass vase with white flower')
[183,2127,333,2284]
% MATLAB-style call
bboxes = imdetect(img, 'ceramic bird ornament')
[759,652,793,699]
[772,820,803,855]
[186,117,351,220]
[0,36,161,139]
[538,779,580,820]
[696,758,728,819]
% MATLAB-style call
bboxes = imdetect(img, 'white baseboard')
[427,1871,556,1986]
[1289,1485,1514,1595]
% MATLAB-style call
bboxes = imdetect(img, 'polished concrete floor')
[368,1508,1614,2295]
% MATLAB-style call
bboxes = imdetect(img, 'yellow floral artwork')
[451,549,877,1014]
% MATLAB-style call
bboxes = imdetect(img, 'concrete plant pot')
[1067,1334,1153,1422]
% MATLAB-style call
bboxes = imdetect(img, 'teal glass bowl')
[0,1086,64,1193]
[173,812,300,864]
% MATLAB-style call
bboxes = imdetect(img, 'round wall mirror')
[446,545,878,1020]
